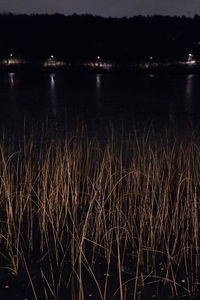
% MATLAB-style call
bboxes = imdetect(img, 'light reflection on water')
[95,74,103,122]
[149,74,155,78]
[96,74,101,89]
[9,72,15,87]
[0,72,200,135]
[185,74,194,119]
[49,73,58,130]
[50,73,55,88]
[8,72,18,122]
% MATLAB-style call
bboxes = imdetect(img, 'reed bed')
[0,125,199,299]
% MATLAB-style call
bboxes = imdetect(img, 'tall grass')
[0,125,199,299]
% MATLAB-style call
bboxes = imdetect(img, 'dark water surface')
[1,72,200,300]
[0,72,200,136]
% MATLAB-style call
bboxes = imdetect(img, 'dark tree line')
[0,13,200,62]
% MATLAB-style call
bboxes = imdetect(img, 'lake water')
[0,72,200,137]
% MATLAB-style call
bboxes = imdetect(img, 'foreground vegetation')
[0,126,199,299]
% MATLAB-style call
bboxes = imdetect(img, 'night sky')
[0,0,200,17]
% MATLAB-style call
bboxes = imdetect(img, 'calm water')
[0,72,200,136]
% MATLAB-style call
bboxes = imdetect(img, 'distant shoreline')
[0,61,200,74]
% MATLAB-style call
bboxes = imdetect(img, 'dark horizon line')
[0,11,199,20]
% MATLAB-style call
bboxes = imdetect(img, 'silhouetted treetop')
[0,14,199,62]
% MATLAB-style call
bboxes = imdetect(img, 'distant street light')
[186,53,196,64]
[96,56,101,67]
[188,53,193,61]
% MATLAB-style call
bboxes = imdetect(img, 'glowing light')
[50,55,54,59]
[10,53,13,57]
[97,56,100,60]
[187,53,195,64]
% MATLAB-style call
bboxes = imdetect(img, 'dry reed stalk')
[0,126,199,299]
